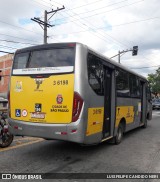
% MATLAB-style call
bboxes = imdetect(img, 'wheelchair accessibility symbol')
[15,109,21,117]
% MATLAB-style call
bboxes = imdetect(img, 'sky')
[0,0,160,77]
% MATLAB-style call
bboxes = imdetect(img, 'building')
[0,54,13,99]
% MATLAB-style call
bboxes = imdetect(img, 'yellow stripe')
[0,138,44,152]
[86,107,104,136]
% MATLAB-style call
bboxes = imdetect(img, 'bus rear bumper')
[8,118,84,144]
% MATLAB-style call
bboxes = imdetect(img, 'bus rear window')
[13,53,29,69]
[13,48,75,75]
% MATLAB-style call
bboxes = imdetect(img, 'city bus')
[8,42,152,145]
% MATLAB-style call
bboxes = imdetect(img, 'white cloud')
[0,0,160,77]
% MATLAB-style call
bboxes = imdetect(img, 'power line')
[0,20,43,36]
[30,0,159,72]
[130,65,160,69]
[60,1,158,69]
[52,0,154,63]
[49,0,106,11]
[81,0,145,20]
[45,0,147,53]
[50,0,63,7]
[0,0,156,72]
[0,39,37,46]
[0,50,14,54]
[106,16,160,28]
[36,1,145,52]
[52,0,145,25]
[31,0,60,11]
[32,0,117,45]
[0,45,17,50]
[57,9,129,48]
[50,16,160,37]
[55,0,129,21]
[68,0,105,10]
[50,14,123,49]
[30,0,50,10]
[0,33,41,44]
[41,0,60,8]
[33,0,50,9]
[24,1,157,71]
[51,9,126,47]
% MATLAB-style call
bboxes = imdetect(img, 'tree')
[147,67,160,95]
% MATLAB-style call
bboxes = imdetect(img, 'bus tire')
[114,123,123,145]
[142,119,148,128]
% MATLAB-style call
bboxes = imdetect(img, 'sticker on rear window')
[13,66,74,75]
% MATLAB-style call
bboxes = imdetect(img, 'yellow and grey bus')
[8,42,152,145]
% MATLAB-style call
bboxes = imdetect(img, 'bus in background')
[8,42,152,145]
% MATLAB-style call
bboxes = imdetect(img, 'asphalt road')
[0,110,160,182]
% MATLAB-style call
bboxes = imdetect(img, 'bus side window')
[116,69,130,97]
[146,84,151,101]
[87,53,104,96]
[129,74,141,98]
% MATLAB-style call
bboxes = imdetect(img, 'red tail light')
[72,92,83,122]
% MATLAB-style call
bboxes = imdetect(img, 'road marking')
[13,137,36,142]
[0,138,44,152]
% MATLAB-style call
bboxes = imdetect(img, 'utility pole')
[110,46,138,63]
[44,10,47,44]
[31,6,65,44]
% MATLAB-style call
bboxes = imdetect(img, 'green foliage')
[147,67,160,94]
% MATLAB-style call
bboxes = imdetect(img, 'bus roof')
[15,42,147,81]
[15,42,76,53]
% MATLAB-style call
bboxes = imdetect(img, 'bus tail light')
[72,92,83,122]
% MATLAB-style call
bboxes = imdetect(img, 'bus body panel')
[8,118,84,143]
[74,45,108,144]
[10,74,74,124]
[9,43,88,143]
[74,44,105,144]
[8,42,152,145]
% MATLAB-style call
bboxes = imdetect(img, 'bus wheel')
[142,119,148,128]
[114,123,123,145]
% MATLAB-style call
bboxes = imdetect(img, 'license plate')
[30,112,45,119]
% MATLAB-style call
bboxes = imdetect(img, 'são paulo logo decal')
[56,94,63,104]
